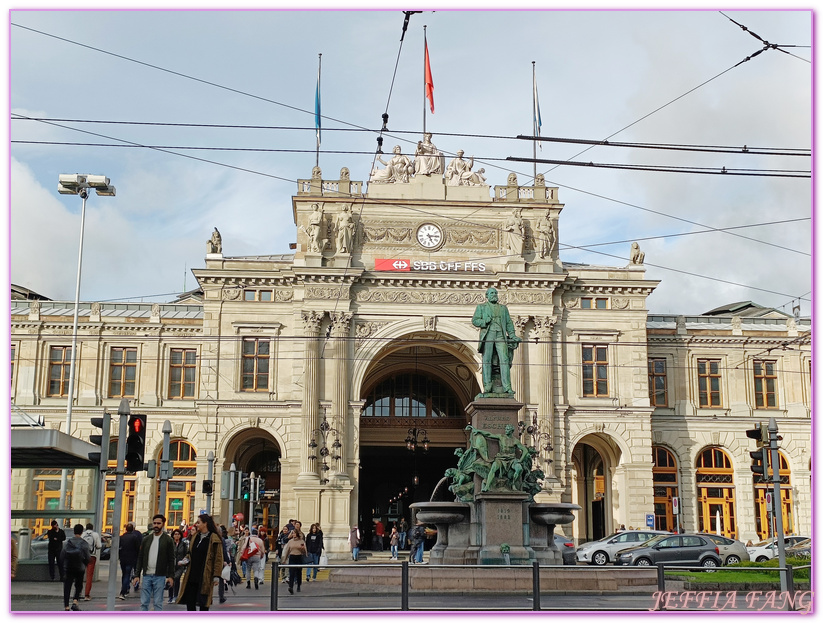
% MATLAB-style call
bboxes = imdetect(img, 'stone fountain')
[411,397,580,565]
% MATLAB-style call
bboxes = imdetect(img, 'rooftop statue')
[535,210,556,260]
[472,287,521,396]
[503,208,525,258]
[206,227,222,254]
[630,241,645,265]
[370,145,413,184]
[445,150,475,186]
[336,204,355,253]
[307,203,327,253]
[414,132,445,176]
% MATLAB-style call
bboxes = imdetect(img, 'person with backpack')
[236,527,265,589]
[80,523,102,601]
[410,520,426,564]
[60,524,90,611]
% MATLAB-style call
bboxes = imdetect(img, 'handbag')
[319,553,328,569]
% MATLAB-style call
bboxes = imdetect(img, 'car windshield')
[642,535,668,547]
[751,540,772,548]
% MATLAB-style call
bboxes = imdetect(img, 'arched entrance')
[358,338,479,546]
[695,447,737,538]
[653,446,680,532]
[223,429,282,536]
[754,451,793,539]
[572,433,623,542]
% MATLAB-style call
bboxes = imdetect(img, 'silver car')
[699,534,750,565]
[576,530,670,566]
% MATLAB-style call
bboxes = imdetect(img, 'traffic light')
[202,480,214,495]
[750,446,768,476]
[125,413,147,472]
[257,476,265,501]
[241,476,251,501]
[746,422,769,447]
[747,423,769,478]
[88,411,111,471]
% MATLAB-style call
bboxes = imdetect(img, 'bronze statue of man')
[472,287,520,395]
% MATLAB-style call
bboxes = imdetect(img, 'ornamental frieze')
[354,321,390,348]
[505,290,553,305]
[354,290,487,305]
[612,298,629,309]
[305,285,351,300]
[222,288,241,300]
[445,228,496,246]
[362,226,412,243]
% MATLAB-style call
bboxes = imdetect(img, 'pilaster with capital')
[298,310,324,482]
[513,315,530,416]
[533,314,558,475]
[330,312,353,483]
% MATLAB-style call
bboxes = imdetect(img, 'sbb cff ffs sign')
[375,258,410,271]
[375,259,487,272]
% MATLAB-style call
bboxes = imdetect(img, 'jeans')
[398,532,407,550]
[390,544,398,559]
[120,562,135,596]
[351,546,359,561]
[306,552,320,579]
[84,556,97,597]
[63,570,84,607]
[241,559,248,578]
[416,544,424,563]
[139,574,167,611]
[258,553,266,581]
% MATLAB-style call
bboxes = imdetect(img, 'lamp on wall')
[308,408,342,485]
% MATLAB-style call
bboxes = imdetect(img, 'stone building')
[10,152,811,554]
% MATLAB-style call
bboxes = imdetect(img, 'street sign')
[672,496,680,515]
[766,492,773,512]
[646,513,655,528]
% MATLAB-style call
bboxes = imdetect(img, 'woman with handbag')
[168,529,189,604]
[236,527,265,589]
[305,524,324,582]
[177,514,223,611]
[281,529,307,595]
[275,526,290,582]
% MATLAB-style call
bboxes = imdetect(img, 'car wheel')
[726,555,741,565]
[756,556,769,563]
[634,558,652,566]
[592,551,608,566]
[702,558,718,572]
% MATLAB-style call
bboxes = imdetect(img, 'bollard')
[270,561,279,611]
[786,565,794,611]
[401,561,409,610]
[532,561,541,610]
[656,563,666,594]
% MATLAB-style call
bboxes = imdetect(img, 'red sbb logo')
[375,258,410,271]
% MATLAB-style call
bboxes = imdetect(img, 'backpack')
[63,538,87,572]
[82,531,97,556]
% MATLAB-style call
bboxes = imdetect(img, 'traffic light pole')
[106,399,130,612]
[768,418,788,593]
[206,451,215,515]
[228,463,237,524]
[158,421,172,519]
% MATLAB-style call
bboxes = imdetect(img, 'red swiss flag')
[375,258,411,271]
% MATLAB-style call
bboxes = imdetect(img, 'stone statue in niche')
[206,227,222,254]
[535,211,556,259]
[413,132,445,175]
[307,203,327,253]
[370,145,413,184]
[503,208,525,257]
[630,241,645,264]
[445,150,475,186]
[336,204,355,253]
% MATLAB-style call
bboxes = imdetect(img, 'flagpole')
[423,26,427,135]
[316,53,322,168]
[532,61,537,184]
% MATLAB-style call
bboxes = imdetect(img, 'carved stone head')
[311,166,322,179]
[507,172,518,186]
[340,167,350,180]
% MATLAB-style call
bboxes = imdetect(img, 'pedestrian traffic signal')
[750,446,768,477]
[202,479,214,495]
[88,412,111,471]
[254,476,265,502]
[125,413,147,472]
[241,476,251,501]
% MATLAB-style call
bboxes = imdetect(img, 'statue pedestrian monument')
[410,286,580,566]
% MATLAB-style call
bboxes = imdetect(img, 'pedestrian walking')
[217,525,232,604]
[348,525,361,561]
[398,517,408,550]
[168,528,188,604]
[60,524,90,611]
[117,522,141,600]
[236,527,265,590]
[410,520,426,564]
[256,526,268,587]
[373,519,385,551]
[305,523,324,582]
[80,523,102,601]
[133,514,175,611]
[389,526,400,560]
[281,528,307,595]
[12,536,18,580]
[275,525,290,582]
[46,520,66,581]
[177,514,224,611]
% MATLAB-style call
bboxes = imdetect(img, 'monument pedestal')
[474,491,533,565]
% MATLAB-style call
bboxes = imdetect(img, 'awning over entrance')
[11,428,99,468]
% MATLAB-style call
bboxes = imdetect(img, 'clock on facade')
[416,223,443,250]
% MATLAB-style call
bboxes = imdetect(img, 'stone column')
[512,315,530,418]
[533,314,558,479]
[329,312,352,482]
[298,310,324,482]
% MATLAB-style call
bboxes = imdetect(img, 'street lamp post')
[56,174,115,512]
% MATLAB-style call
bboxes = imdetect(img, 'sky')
[7,5,813,316]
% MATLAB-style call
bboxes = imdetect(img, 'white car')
[747,535,809,562]
[576,530,670,566]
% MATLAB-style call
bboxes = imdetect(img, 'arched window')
[362,373,462,420]
[754,451,793,539]
[695,447,737,538]
[652,447,679,531]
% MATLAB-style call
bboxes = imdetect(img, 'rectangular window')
[259,291,273,302]
[648,358,668,407]
[109,347,137,397]
[582,344,608,397]
[48,346,72,396]
[581,297,608,309]
[697,359,722,407]
[169,349,197,399]
[753,360,777,408]
[241,338,270,391]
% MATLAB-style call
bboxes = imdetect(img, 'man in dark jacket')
[47,519,66,581]
[118,522,142,600]
[61,524,90,611]
[410,520,426,564]
[133,514,175,611]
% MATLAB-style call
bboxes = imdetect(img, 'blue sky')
[8,5,812,315]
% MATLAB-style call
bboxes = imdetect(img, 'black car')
[613,533,722,568]
[554,533,577,565]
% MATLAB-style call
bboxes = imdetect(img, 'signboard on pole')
[672,497,680,515]
[645,513,655,528]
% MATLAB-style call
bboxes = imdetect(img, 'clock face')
[416,223,443,249]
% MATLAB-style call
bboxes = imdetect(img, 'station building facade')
[10,166,811,554]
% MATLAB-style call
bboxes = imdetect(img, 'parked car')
[747,535,810,562]
[99,532,112,560]
[699,534,750,565]
[785,538,811,559]
[613,533,722,568]
[554,533,576,565]
[576,529,670,566]
[29,533,53,560]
